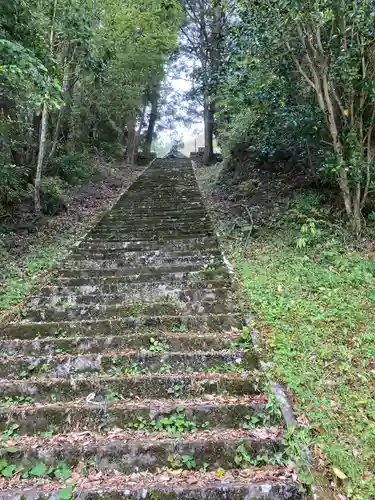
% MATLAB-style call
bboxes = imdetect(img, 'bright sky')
[158,63,204,151]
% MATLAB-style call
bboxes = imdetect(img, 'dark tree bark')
[126,115,137,164]
[143,84,160,155]
[203,99,214,164]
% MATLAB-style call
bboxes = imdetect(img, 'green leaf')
[54,464,72,480]
[6,446,18,453]
[1,464,16,478]
[30,462,47,476]
[0,459,8,470]
[59,486,74,499]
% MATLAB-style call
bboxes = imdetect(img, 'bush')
[49,151,96,186]
[39,177,69,215]
[0,164,29,210]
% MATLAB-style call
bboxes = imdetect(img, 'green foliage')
[1,0,181,215]
[0,165,29,209]
[1,424,20,442]
[0,453,73,482]
[148,337,169,352]
[49,151,96,187]
[167,453,197,470]
[238,228,375,497]
[234,444,285,468]
[215,0,375,230]
[130,406,209,436]
[39,177,68,216]
[0,396,35,407]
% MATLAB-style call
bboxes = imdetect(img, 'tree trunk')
[352,183,362,236]
[34,103,49,214]
[203,99,214,165]
[135,102,147,154]
[34,0,58,214]
[126,116,137,164]
[143,85,160,155]
[48,49,76,162]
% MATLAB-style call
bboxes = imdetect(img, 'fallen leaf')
[332,467,347,480]
[168,469,183,476]
[216,468,225,478]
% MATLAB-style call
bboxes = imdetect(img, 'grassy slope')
[195,165,375,498]
[238,232,374,498]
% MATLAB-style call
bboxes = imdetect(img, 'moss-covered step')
[105,207,209,218]
[96,215,211,226]
[76,236,219,252]
[85,231,214,242]
[28,287,232,309]
[0,331,242,357]
[91,222,211,234]
[0,428,284,473]
[3,313,243,339]
[0,394,275,434]
[86,231,216,242]
[100,216,211,226]
[1,474,301,500]
[58,254,222,270]
[69,248,222,262]
[20,298,237,322]
[0,372,262,402]
[36,277,231,298]
[0,348,257,379]
[51,264,230,283]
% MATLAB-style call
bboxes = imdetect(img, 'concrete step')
[58,254,222,270]
[0,394,273,434]
[29,287,232,309]
[76,236,219,251]
[105,207,208,217]
[0,372,260,402]
[3,313,243,339]
[1,472,301,499]
[51,263,229,281]
[86,230,215,240]
[0,349,257,379]
[70,249,221,261]
[54,262,226,279]
[37,277,230,297]
[0,331,242,357]
[20,299,237,322]
[85,232,215,243]
[0,428,284,473]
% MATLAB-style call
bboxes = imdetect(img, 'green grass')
[0,242,72,313]
[235,229,375,498]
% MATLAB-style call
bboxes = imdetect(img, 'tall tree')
[143,82,161,155]
[180,0,227,164]
[0,0,181,214]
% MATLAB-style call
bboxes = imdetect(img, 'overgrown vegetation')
[229,191,375,498]
[196,161,375,497]
[185,0,375,233]
[0,0,181,216]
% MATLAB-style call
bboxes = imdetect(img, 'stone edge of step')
[0,468,302,499]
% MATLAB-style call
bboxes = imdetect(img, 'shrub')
[49,151,96,186]
[0,164,29,210]
[39,177,69,215]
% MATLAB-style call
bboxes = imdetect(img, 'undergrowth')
[233,198,375,498]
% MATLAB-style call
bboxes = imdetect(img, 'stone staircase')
[0,159,301,498]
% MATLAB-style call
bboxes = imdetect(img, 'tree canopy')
[0,0,181,213]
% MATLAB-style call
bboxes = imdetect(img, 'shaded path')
[0,159,300,498]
